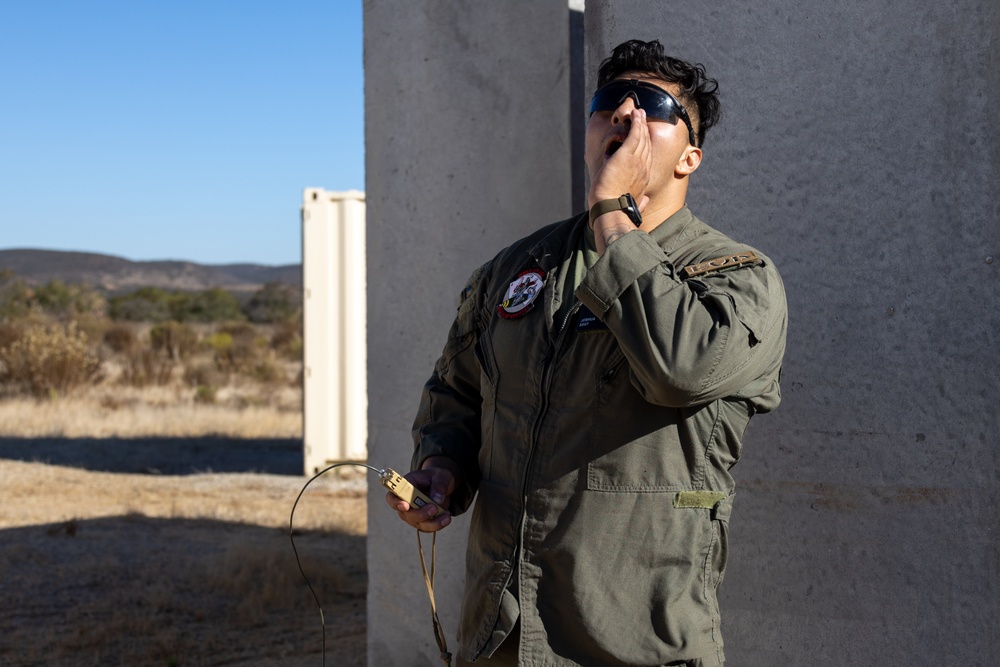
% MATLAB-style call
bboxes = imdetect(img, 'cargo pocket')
[695,492,732,593]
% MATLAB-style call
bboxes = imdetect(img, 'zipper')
[555,299,582,338]
[479,281,583,657]
[508,299,583,602]
[522,299,580,503]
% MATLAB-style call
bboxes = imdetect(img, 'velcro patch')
[673,490,727,509]
[681,251,760,279]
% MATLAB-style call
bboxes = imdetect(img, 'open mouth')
[605,139,623,158]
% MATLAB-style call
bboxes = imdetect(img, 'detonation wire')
[290,462,380,667]
[289,461,451,667]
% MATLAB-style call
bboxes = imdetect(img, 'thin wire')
[289,461,382,667]
[417,529,452,665]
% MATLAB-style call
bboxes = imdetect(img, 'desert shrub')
[206,322,262,373]
[71,315,111,348]
[194,384,217,404]
[109,287,173,322]
[0,320,25,351]
[33,280,74,314]
[249,358,281,385]
[149,321,198,360]
[183,361,222,388]
[204,332,233,356]
[174,289,245,323]
[0,272,34,319]
[0,272,106,320]
[270,317,303,360]
[34,280,106,319]
[218,321,258,342]
[243,282,301,324]
[110,287,246,323]
[103,323,138,354]
[0,322,101,397]
[120,346,174,387]
[203,331,237,378]
[99,322,175,387]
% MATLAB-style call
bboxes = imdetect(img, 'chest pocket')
[586,351,711,492]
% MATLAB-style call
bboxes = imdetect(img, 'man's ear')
[675,146,703,176]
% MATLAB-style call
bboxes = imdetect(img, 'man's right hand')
[588,106,652,214]
[384,457,458,532]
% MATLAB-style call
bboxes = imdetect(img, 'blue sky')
[0,1,363,266]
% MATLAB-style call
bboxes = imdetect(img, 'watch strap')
[589,194,641,226]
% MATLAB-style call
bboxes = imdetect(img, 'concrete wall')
[367,0,999,664]
[364,2,579,664]
[587,1,1000,664]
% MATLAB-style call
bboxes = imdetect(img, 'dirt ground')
[0,439,368,667]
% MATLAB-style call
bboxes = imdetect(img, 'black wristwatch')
[589,193,642,227]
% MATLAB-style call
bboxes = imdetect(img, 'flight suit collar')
[527,211,589,273]
[526,205,701,273]
[647,204,701,253]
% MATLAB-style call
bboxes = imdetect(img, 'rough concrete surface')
[366,0,999,664]
[364,2,576,665]
[588,0,1000,664]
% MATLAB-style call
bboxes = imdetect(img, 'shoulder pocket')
[688,263,771,346]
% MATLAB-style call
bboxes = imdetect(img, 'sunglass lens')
[590,82,679,124]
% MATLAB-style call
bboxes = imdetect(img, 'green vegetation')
[243,281,299,323]
[0,271,303,401]
[0,270,301,325]
[108,287,246,323]
[149,321,199,360]
[1,271,107,320]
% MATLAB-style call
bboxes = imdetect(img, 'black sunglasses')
[589,79,698,147]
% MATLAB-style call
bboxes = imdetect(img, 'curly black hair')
[596,39,721,148]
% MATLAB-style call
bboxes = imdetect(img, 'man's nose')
[612,93,640,126]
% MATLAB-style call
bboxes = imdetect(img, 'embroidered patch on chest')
[497,268,545,319]
[575,305,608,333]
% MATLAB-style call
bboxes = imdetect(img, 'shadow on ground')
[0,514,365,667]
[0,436,303,475]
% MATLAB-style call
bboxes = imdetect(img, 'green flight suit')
[412,206,787,666]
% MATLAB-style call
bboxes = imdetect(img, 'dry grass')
[0,459,366,530]
[0,387,302,439]
[0,319,304,437]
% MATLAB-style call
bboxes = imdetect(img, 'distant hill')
[0,249,301,294]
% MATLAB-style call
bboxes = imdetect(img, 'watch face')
[622,194,641,225]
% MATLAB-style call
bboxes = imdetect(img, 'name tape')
[681,250,760,279]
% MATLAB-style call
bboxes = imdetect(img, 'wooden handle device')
[379,468,437,510]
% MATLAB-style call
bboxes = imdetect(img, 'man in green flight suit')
[386,39,788,666]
